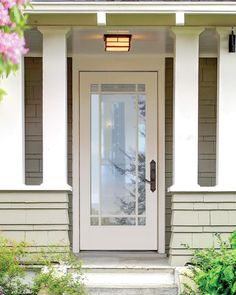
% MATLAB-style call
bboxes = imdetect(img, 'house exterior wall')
[0,191,69,247]
[169,193,236,265]
[25,57,43,185]
[25,57,73,244]
[165,57,217,251]
[24,57,219,254]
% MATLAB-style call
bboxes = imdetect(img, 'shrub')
[181,230,236,295]
[31,250,85,295]
[0,238,85,295]
[0,237,29,295]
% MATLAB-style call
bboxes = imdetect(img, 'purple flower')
[0,31,28,64]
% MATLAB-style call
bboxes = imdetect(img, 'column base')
[169,192,236,266]
[0,191,70,248]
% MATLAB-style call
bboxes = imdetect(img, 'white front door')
[80,72,158,250]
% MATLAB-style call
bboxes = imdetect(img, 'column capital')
[171,26,204,36]
[38,26,71,36]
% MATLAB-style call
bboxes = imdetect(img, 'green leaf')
[0,88,7,101]
[229,230,236,249]
[223,265,234,281]
[10,5,21,25]
[232,281,236,293]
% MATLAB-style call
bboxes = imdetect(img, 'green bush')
[181,230,236,295]
[0,238,29,295]
[0,238,85,295]
[31,250,85,295]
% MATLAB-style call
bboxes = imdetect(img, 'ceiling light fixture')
[104,34,132,52]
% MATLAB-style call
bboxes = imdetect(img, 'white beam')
[0,59,24,187]
[216,28,236,188]
[175,12,185,26]
[38,26,70,186]
[170,27,203,190]
[25,3,236,15]
[97,11,106,26]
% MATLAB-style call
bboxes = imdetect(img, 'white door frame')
[72,54,165,253]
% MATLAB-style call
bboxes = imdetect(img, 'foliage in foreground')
[0,238,29,295]
[0,238,85,295]
[31,249,85,295]
[181,230,236,295]
[0,0,30,100]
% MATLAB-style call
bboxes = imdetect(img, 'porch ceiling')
[25,27,218,56]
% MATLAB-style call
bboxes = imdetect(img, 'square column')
[216,28,236,188]
[38,27,70,186]
[170,28,203,190]
[0,58,24,187]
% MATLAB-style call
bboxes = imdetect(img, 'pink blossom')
[16,0,27,5]
[0,31,28,64]
[0,3,11,26]
[1,0,27,9]
[1,0,16,9]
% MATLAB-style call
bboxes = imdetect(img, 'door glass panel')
[91,84,146,226]
[138,95,146,215]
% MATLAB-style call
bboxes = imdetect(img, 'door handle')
[145,160,156,192]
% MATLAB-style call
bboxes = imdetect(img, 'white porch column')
[0,58,24,186]
[171,28,203,190]
[216,28,236,188]
[39,27,70,186]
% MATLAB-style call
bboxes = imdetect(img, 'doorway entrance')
[79,72,158,250]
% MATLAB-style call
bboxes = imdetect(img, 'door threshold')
[76,251,170,269]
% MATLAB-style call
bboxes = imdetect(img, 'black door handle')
[150,160,156,192]
[145,160,156,192]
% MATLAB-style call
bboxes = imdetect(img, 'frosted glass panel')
[91,84,146,226]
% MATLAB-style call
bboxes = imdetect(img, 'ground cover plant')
[181,230,236,295]
[0,238,85,295]
[31,249,86,295]
[0,237,29,295]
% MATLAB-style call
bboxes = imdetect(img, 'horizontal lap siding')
[25,57,43,185]
[0,192,70,247]
[169,193,236,265]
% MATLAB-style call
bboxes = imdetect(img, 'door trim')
[72,55,165,254]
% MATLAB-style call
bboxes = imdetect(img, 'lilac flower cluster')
[0,31,28,64]
[0,0,28,64]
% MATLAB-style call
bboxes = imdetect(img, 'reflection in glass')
[91,85,146,226]
[138,217,146,226]
[101,217,136,226]
[91,217,99,226]
[138,95,146,215]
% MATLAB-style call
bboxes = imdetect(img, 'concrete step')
[79,252,178,294]
[84,268,178,295]
[88,287,178,295]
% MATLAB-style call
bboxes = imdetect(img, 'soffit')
[25,27,218,55]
